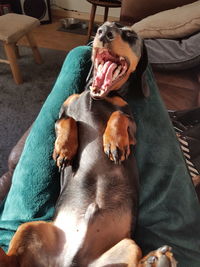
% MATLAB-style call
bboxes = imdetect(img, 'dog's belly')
[53,136,138,267]
[54,206,132,267]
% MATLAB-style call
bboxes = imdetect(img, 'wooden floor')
[154,68,200,110]
[19,14,200,111]
[19,17,87,51]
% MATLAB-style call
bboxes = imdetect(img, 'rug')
[0,45,67,176]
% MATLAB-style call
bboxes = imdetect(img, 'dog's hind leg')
[0,247,18,267]
[1,221,65,267]
[89,238,142,267]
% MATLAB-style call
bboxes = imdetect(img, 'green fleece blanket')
[0,46,200,266]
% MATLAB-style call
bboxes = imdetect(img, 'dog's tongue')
[93,61,117,89]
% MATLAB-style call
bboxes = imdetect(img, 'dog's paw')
[138,245,177,267]
[103,132,131,164]
[53,148,70,170]
[53,140,78,170]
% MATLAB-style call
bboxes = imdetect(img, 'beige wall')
[54,0,120,17]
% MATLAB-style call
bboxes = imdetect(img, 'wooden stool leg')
[4,42,23,84]
[14,44,20,59]
[26,32,42,64]
[104,6,109,22]
[87,4,97,43]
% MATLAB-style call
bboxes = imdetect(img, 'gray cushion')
[145,31,200,71]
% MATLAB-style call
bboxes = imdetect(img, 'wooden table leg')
[26,32,42,64]
[87,4,97,43]
[104,6,109,22]
[4,42,23,84]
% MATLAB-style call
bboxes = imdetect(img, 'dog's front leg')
[53,94,79,169]
[53,116,78,169]
[103,110,136,164]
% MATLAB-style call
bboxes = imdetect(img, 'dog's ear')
[135,42,149,97]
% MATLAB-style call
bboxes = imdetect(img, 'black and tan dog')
[0,22,177,267]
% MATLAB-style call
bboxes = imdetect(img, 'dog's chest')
[67,91,114,128]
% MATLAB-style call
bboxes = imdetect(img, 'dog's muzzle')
[97,24,116,44]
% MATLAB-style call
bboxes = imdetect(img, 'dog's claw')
[125,145,130,160]
[59,162,67,172]
[103,138,130,163]
[159,245,171,254]
[104,145,123,164]
[147,256,157,264]
[57,157,70,171]
[104,145,111,158]
[112,148,120,165]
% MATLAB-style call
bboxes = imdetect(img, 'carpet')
[0,45,67,176]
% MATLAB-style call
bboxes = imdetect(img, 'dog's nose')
[97,25,115,43]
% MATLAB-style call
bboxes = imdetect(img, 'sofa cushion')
[132,1,200,39]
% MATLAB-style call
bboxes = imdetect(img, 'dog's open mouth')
[90,48,129,99]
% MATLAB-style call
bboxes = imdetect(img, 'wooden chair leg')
[26,32,42,64]
[4,42,23,84]
[104,6,109,22]
[87,4,97,43]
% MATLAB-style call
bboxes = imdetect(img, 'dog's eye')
[98,29,103,35]
[122,30,138,43]
[125,30,137,38]
[126,31,133,36]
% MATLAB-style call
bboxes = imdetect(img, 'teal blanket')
[0,46,200,266]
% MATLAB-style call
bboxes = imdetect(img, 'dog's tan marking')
[63,93,80,107]
[53,117,78,167]
[105,96,127,107]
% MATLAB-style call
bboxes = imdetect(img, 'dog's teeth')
[90,86,95,91]
[118,65,127,77]
[112,66,122,80]
[120,56,125,61]
[98,63,103,73]
[95,59,99,68]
